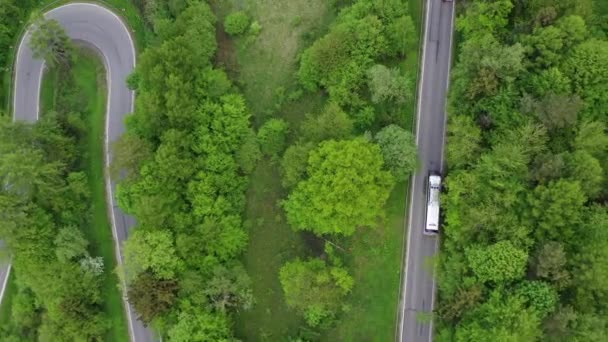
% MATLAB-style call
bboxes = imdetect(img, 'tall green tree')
[124,229,183,280]
[257,118,289,157]
[29,18,73,68]
[375,124,418,179]
[283,138,394,236]
[281,142,314,189]
[167,304,233,342]
[466,241,528,284]
[562,39,608,120]
[300,103,353,143]
[531,241,570,289]
[454,290,542,341]
[446,115,482,169]
[127,271,178,325]
[366,64,413,105]
[528,179,586,242]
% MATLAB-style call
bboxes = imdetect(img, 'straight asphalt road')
[398,0,455,341]
[5,3,154,342]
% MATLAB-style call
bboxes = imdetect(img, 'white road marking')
[0,263,11,307]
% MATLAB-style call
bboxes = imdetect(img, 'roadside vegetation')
[214,0,422,340]
[0,20,123,340]
[437,0,608,340]
[43,46,129,342]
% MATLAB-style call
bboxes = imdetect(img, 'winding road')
[397,0,455,341]
[1,3,153,342]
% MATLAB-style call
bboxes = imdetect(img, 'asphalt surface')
[397,0,455,341]
[5,3,154,342]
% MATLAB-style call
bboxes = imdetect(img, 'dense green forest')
[437,0,608,340]
[115,1,255,339]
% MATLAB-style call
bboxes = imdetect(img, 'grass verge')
[39,47,129,342]
[323,182,409,341]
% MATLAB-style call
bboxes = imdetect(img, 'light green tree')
[281,142,314,189]
[528,179,586,242]
[300,103,353,143]
[257,118,289,157]
[124,229,183,280]
[466,241,528,283]
[366,64,413,105]
[283,138,394,236]
[279,258,353,327]
[168,304,233,342]
[446,115,482,169]
[54,225,88,263]
[224,11,249,36]
[454,290,542,341]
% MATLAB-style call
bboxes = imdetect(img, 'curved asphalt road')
[397,0,455,341]
[2,3,154,342]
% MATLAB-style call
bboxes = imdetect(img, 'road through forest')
[3,3,153,341]
[397,0,455,341]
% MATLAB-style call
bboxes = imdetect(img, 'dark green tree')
[127,271,179,324]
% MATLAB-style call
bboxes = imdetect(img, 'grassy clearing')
[236,160,307,340]
[213,1,334,340]
[39,47,128,342]
[213,0,334,126]
[215,0,422,340]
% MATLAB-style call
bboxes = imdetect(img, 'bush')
[257,118,289,157]
[281,143,314,189]
[249,21,262,36]
[279,258,354,327]
[236,129,261,174]
[126,72,140,90]
[224,11,250,36]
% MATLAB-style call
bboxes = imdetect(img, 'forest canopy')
[437,0,608,340]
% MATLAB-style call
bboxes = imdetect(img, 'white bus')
[425,174,442,235]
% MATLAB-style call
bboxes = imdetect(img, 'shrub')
[257,118,289,157]
[224,11,250,36]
